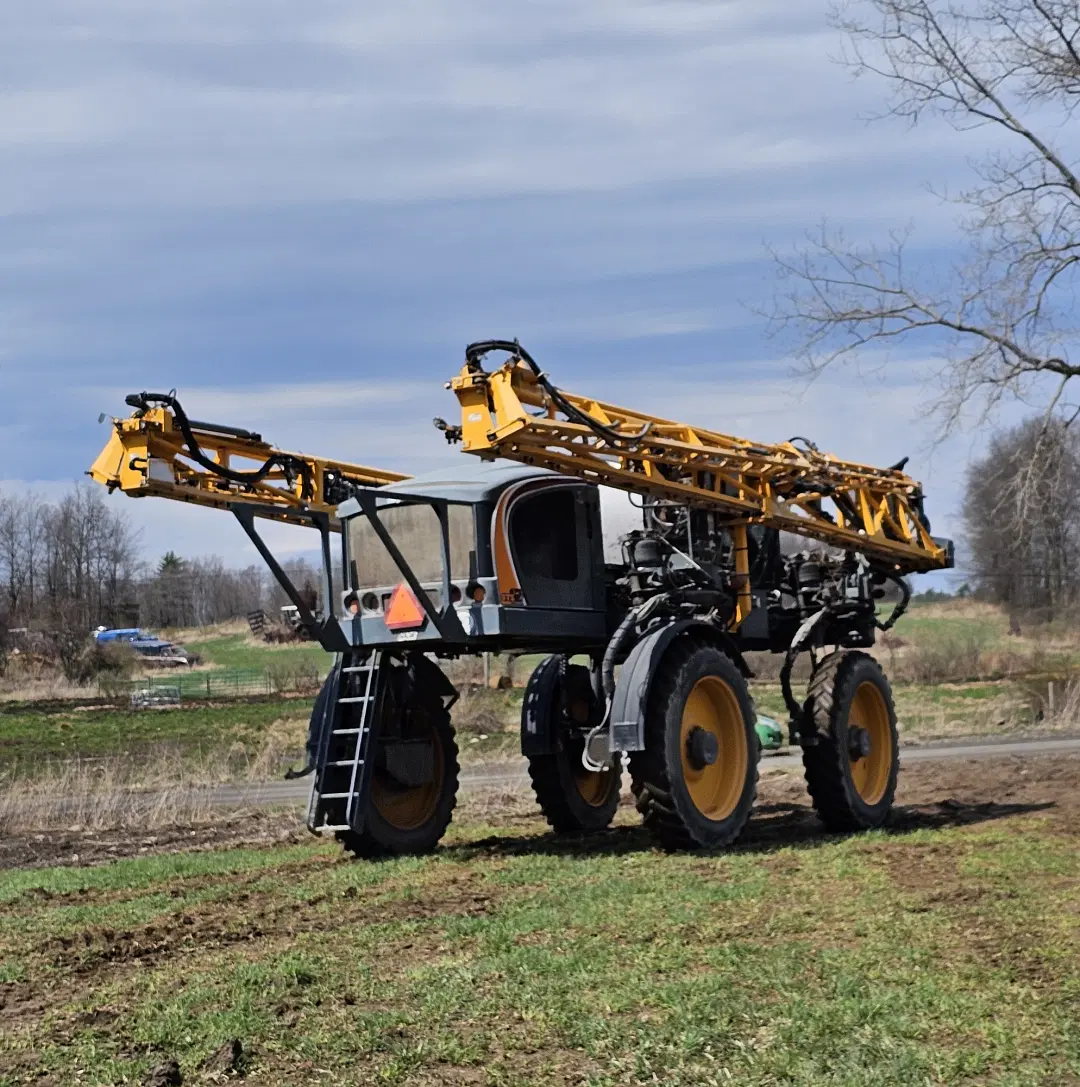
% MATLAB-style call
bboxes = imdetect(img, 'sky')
[0,0,1008,586]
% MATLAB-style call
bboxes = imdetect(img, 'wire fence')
[109,667,325,707]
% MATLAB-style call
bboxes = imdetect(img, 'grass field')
[1,757,1078,1086]
[0,699,311,767]
[750,676,1067,742]
[2,602,1077,1085]
[183,632,328,673]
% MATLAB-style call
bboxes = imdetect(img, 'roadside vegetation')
[0,700,309,767]
[179,627,326,674]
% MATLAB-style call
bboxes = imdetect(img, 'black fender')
[305,659,342,770]
[403,652,459,709]
[520,654,563,757]
[609,621,749,752]
[304,651,456,768]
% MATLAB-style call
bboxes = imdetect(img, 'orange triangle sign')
[385,583,426,631]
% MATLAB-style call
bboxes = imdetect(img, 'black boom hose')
[125,391,313,496]
[464,340,651,446]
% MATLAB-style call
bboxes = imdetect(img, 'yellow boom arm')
[89,393,406,527]
[448,345,950,574]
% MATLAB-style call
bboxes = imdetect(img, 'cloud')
[1,0,1016,588]
[3,0,973,216]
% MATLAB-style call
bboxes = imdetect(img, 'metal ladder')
[307,652,382,834]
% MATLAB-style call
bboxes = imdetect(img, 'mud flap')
[609,621,748,753]
[520,654,562,757]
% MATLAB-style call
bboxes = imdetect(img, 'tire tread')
[337,710,459,859]
[802,650,898,832]
[630,637,757,850]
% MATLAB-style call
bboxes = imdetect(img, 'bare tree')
[772,0,1080,431]
[963,415,1080,619]
[0,484,140,632]
[137,556,266,629]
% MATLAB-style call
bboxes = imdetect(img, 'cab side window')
[509,487,597,609]
[511,489,579,582]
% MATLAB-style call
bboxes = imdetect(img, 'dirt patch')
[0,980,50,1031]
[450,754,1080,862]
[742,754,1078,851]
[0,809,307,871]
[2,753,1077,874]
[23,870,496,983]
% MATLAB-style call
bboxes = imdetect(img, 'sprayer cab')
[324,463,611,655]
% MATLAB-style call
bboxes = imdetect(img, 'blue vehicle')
[93,627,190,666]
[94,627,145,643]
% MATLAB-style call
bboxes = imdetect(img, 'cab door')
[506,483,603,610]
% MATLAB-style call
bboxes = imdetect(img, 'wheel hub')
[848,726,872,760]
[686,726,719,770]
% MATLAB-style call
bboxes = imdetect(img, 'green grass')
[0,685,527,772]
[184,633,329,672]
[751,678,1042,743]
[889,600,1008,642]
[1,810,1077,1085]
[0,698,312,766]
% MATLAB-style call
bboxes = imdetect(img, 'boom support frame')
[89,397,406,528]
[449,344,951,575]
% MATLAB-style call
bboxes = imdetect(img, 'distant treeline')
[964,417,1080,623]
[0,485,319,636]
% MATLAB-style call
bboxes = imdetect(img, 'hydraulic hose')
[464,340,651,446]
[875,574,911,632]
[601,593,671,700]
[125,391,313,497]
[601,610,640,701]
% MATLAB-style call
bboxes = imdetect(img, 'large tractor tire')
[631,640,757,851]
[525,661,621,833]
[801,651,898,832]
[337,663,459,859]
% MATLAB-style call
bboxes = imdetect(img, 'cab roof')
[336,461,567,516]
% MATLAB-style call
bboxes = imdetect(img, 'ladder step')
[307,656,380,837]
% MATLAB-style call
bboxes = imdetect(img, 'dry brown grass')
[0,758,222,834]
[0,675,89,702]
[454,783,536,824]
[452,685,517,736]
[0,724,310,834]
[907,600,1003,622]
[882,633,1065,685]
[162,618,251,642]
[1041,676,1080,731]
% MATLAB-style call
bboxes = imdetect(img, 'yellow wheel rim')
[572,762,617,807]
[848,681,892,805]
[679,676,748,821]
[371,722,444,831]
[565,692,615,808]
